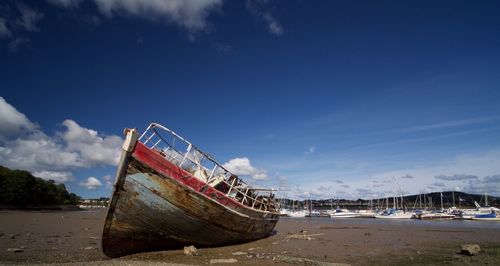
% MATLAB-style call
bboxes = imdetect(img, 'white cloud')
[15,3,44,32]
[60,119,122,166]
[103,174,114,189]
[32,170,74,183]
[246,0,283,36]
[80,176,102,189]
[93,0,222,32]
[262,12,282,35]
[0,97,122,184]
[0,17,11,38]
[0,131,84,171]
[47,0,83,8]
[223,157,268,180]
[0,97,37,138]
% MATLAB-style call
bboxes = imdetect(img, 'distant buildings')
[78,197,110,209]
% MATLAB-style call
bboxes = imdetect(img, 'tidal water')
[281,216,500,230]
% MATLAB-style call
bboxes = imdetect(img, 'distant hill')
[0,165,81,207]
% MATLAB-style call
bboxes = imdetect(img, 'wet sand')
[1,210,500,265]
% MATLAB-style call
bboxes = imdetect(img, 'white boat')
[356,209,377,218]
[419,212,454,220]
[375,208,413,219]
[288,210,307,218]
[330,208,359,218]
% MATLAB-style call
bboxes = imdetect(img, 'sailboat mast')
[440,192,444,211]
[452,191,455,207]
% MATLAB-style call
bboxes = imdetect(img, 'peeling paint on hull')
[102,142,279,258]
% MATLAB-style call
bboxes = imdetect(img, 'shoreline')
[1,210,500,265]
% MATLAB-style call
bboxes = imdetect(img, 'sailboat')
[375,179,413,219]
[419,192,454,220]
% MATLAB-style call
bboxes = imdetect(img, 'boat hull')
[375,214,413,219]
[102,141,279,258]
[419,214,455,220]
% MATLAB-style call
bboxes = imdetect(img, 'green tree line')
[0,165,80,205]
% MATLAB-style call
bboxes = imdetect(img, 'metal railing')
[138,123,277,213]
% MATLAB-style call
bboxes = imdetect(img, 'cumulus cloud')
[92,0,222,32]
[435,174,478,181]
[80,176,102,189]
[60,119,122,166]
[246,0,283,36]
[223,157,268,180]
[0,97,122,184]
[33,170,74,183]
[0,97,37,138]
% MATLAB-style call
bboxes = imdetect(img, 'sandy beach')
[1,210,500,265]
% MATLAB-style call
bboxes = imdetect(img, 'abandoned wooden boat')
[102,123,279,258]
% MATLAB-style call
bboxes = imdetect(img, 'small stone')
[82,227,89,231]
[83,246,96,250]
[459,244,480,256]
[231,251,247,256]
[51,247,58,250]
[20,245,27,249]
[183,245,199,256]
[364,232,371,236]
[209,258,238,264]
[416,251,422,254]
[8,234,15,239]
[7,248,23,253]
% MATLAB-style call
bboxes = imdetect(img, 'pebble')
[183,245,199,256]
[459,243,480,256]
[7,248,23,253]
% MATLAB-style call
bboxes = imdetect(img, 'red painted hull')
[102,142,279,258]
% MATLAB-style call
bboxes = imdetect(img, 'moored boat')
[102,123,279,258]
[419,212,455,220]
[330,208,359,218]
[375,208,413,219]
[472,211,500,221]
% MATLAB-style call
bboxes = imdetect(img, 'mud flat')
[1,210,500,265]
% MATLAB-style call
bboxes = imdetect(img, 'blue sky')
[1,0,499,199]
